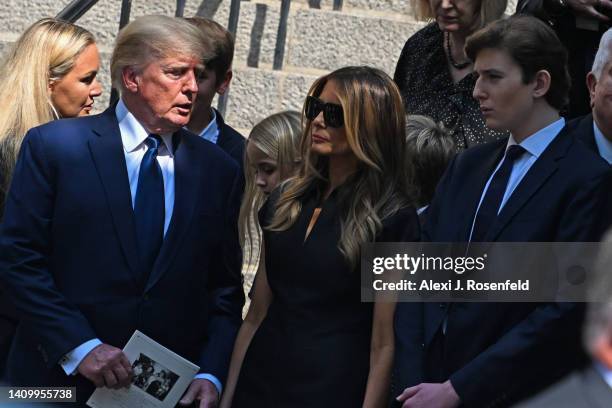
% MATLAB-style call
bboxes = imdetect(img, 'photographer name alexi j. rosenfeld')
[372,278,530,292]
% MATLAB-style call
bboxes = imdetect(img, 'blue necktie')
[471,145,525,242]
[134,134,165,282]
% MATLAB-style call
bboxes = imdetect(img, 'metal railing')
[56,0,99,22]
[175,0,187,17]
[109,0,133,105]
[273,0,291,70]
[217,0,242,116]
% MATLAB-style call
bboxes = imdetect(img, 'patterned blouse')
[394,23,507,149]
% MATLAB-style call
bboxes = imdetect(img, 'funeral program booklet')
[87,330,199,408]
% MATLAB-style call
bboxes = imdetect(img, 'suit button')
[439,303,446,309]
[37,344,48,363]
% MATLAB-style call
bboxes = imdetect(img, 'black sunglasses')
[305,96,344,128]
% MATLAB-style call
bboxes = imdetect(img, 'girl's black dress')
[233,187,420,407]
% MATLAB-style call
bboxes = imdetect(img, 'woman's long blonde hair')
[239,111,302,275]
[0,18,95,207]
[268,66,413,269]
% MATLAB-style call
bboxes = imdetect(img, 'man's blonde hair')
[111,15,213,92]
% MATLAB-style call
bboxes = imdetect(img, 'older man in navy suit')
[569,28,612,165]
[394,16,611,408]
[0,16,243,407]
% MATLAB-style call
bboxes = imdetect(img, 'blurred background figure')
[0,17,101,379]
[516,231,612,407]
[238,110,302,316]
[185,16,245,168]
[404,114,456,219]
[394,0,507,149]
[517,0,612,119]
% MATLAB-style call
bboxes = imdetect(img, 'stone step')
[0,1,420,74]
[283,7,423,75]
[225,64,319,132]
[327,0,513,15]
[286,0,410,13]
[185,1,422,77]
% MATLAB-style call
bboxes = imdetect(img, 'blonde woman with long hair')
[0,18,102,217]
[221,66,420,408]
[239,110,302,315]
[0,17,101,376]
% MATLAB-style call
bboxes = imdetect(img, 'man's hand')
[566,0,612,21]
[77,343,133,389]
[179,379,219,408]
[396,380,460,408]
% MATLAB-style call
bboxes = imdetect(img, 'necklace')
[445,32,471,70]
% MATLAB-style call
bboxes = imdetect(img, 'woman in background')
[0,17,102,217]
[0,17,101,376]
[239,110,302,315]
[394,0,507,149]
[221,66,420,408]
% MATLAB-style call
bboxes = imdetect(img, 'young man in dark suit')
[185,17,246,168]
[0,16,243,407]
[394,16,611,408]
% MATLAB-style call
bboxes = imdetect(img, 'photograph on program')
[131,353,179,402]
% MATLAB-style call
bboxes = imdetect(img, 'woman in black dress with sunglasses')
[220,66,420,407]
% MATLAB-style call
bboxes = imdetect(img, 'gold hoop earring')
[48,100,60,119]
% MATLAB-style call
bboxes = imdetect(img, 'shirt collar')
[593,121,612,164]
[115,99,174,155]
[507,118,565,159]
[198,108,219,143]
[594,362,612,389]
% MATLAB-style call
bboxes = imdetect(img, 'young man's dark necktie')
[471,145,525,242]
[134,134,165,282]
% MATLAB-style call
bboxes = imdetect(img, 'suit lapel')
[145,130,203,292]
[581,366,612,407]
[88,107,140,281]
[577,114,598,153]
[214,108,229,150]
[486,126,572,241]
[424,303,447,346]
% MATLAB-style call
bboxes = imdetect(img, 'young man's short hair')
[185,17,234,85]
[465,15,571,112]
